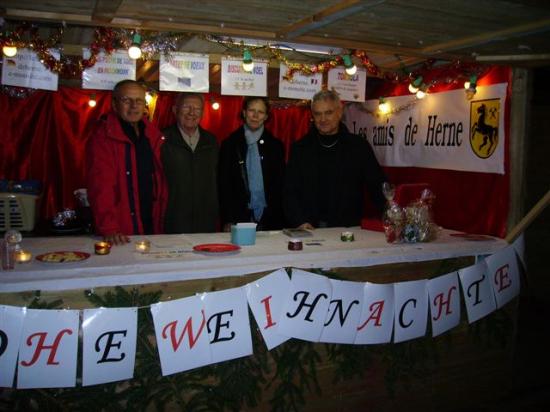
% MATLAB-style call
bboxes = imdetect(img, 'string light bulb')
[378,97,390,114]
[128,33,142,60]
[2,43,17,57]
[242,49,254,72]
[88,94,97,108]
[212,101,220,110]
[408,76,423,94]
[464,75,477,90]
[145,91,153,105]
[416,89,426,99]
[342,54,357,75]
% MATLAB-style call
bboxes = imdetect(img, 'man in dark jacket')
[161,92,219,233]
[86,80,167,245]
[284,90,386,229]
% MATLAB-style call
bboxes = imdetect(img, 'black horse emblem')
[471,104,498,155]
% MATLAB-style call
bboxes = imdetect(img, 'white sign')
[1,48,59,91]
[327,66,366,102]
[82,49,136,90]
[344,83,507,174]
[355,282,394,344]
[151,296,211,376]
[221,57,267,96]
[319,279,363,344]
[393,279,428,343]
[159,52,209,92]
[0,305,26,387]
[458,261,497,324]
[427,272,461,337]
[279,63,322,100]
[246,269,291,350]
[202,287,253,364]
[82,307,137,386]
[17,309,79,389]
[278,269,332,342]
[486,245,521,308]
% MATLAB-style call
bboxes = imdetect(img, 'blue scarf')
[244,125,267,222]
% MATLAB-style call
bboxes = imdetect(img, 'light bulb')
[128,44,142,59]
[212,101,220,110]
[416,90,426,99]
[379,101,390,114]
[345,65,357,75]
[408,76,423,94]
[463,81,471,90]
[242,49,254,72]
[88,94,97,108]
[2,45,17,57]
[128,33,142,60]
[145,92,153,105]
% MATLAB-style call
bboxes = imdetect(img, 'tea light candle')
[94,241,111,255]
[135,240,151,253]
[15,249,32,263]
[288,238,303,251]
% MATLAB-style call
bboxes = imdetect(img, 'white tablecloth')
[0,227,508,293]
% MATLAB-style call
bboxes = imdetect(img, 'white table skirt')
[0,227,508,293]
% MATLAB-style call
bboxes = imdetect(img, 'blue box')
[231,223,257,246]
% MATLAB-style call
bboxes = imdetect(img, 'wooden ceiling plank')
[92,0,125,23]
[3,8,93,24]
[422,17,550,54]
[277,0,384,39]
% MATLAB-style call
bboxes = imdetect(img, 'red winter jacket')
[86,111,167,236]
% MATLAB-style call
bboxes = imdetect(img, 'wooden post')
[506,189,550,243]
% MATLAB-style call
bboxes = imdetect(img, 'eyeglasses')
[117,96,146,106]
[181,105,203,113]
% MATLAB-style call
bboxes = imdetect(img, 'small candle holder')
[94,241,112,255]
[15,249,32,263]
[288,239,303,251]
[135,240,151,254]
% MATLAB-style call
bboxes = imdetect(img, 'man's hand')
[298,223,315,230]
[104,232,130,245]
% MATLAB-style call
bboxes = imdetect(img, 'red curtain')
[0,89,312,221]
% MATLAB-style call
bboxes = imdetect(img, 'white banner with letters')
[159,52,209,92]
[1,48,59,91]
[279,63,322,100]
[82,307,137,386]
[1,242,525,390]
[17,309,79,389]
[327,66,366,102]
[344,83,507,174]
[221,57,267,96]
[82,49,136,90]
[0,305,26,387]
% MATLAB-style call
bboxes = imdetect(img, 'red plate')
[193,243,241,253]
[36,251,90,263]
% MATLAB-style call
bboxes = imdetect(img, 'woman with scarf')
[218,97,285,231]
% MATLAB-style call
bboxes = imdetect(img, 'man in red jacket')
[86,80,167,245]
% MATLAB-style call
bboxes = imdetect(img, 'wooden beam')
[92,0,124,23]
[476,53,550,62]
[422,17,550,54]
[277,0,384,39]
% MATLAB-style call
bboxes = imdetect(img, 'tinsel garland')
[1,23,488,86]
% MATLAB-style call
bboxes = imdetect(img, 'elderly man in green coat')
[161,92,219,233]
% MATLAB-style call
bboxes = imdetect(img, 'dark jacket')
[161,125,219,233]
[218,126,285,230]
[284,124,386,228]
[86,111,167,236]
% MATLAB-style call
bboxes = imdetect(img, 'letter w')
[162,310,206,351]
